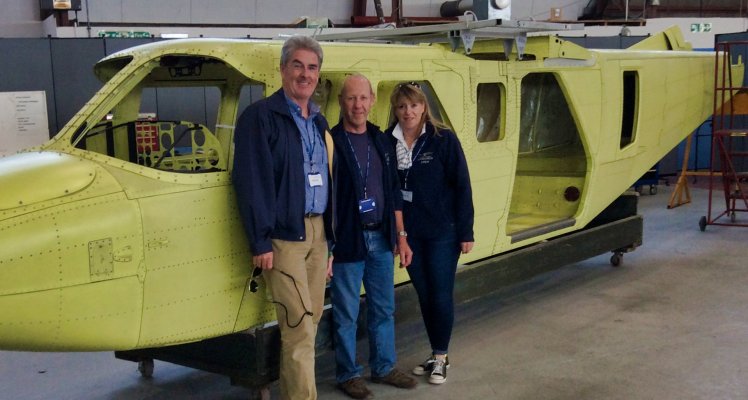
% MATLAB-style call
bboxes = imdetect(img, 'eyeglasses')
[249,266,263,293]
[397,81,421,89]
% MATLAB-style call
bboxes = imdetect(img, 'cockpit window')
[74,55,259,173]
[95,56,134,82]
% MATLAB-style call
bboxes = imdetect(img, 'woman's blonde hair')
[389,82,449,133]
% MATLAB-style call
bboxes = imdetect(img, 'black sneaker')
[412,355,449,376]
[429,357,448,384]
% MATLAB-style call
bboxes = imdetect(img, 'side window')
[476,82,505,142]
[519,73,579,153]
[237,82,265,115]
[312,78,333,111]
[620,71,638,148]
[420,82,449,126]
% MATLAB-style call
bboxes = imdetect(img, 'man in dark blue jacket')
[232,36,332,400]
[329,73,416,399]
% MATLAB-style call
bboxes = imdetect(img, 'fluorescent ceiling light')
[161,33,189,39]
[53,1,72,10]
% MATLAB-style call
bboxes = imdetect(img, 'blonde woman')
[386,82,474,385]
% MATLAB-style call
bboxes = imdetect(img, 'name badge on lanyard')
[308,173,323,187]
[345,132,378,212]
[359,198,377,213]
[401,136,427,204]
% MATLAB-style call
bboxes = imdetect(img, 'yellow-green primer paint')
[0,27,741,351]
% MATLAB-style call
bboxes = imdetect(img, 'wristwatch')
[398,230,408,237]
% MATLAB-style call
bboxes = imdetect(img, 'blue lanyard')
[403,135,428,190]
[299,122,317,172]
[288,98,319,172]
[345,132,371,198]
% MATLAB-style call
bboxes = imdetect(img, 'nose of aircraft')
[0,151,145,351]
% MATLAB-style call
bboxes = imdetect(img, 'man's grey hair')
[280,36,323,67]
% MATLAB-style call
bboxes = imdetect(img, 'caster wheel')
[649,185,658,195]
[610,252,623,267]
[138,359,154,378]
[699,216,707,232]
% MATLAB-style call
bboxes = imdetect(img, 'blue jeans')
[406,231,460,355]
[331,230,396,383]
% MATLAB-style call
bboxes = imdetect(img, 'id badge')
[308,173,323,187]
[358,198,377,213]
[401,190,413,202]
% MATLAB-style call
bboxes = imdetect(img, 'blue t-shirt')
[345,131,384,225]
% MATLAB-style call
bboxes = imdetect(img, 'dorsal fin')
[627,26,692,51]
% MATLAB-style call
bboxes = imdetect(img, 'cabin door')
[506,72,587,243]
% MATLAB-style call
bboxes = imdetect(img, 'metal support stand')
[115,328,280,399]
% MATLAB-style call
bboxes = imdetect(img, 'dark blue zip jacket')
[385,122,474,243]
[232,89,333,254]
[330,122,402,263]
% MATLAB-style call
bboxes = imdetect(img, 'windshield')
[73,54,264,173]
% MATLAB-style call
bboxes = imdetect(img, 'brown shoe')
[371,367,418,389]
[338,377,373,399]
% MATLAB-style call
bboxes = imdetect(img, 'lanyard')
[345,132,371,198]
[403,135,428,190]
[300,128,317,171]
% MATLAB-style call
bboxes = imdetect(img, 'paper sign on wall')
[0,91,50,157]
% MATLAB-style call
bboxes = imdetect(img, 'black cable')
[250,267,314,329]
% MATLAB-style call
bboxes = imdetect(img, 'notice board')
[0,91,50,156]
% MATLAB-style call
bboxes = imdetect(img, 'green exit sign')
[97,31,152,38]
[690,23,712,33]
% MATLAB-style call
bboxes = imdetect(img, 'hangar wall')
[0,0,589,38]
[75,0,587,25]
[0,1,44,37]
[83,0,353,25]
[0,38,154,137]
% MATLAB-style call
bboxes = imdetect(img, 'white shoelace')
[431,359,446,376]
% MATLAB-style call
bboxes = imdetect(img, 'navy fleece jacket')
[330,122,403,263]
[386,122,474,243]
[232,89,333,254]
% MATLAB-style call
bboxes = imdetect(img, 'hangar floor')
[1,186,747,400]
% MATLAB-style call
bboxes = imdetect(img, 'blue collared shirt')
[285,94,328,215]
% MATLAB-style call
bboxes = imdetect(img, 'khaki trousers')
[265,215,327,400]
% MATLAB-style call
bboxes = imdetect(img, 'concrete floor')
[1,187,747,400]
